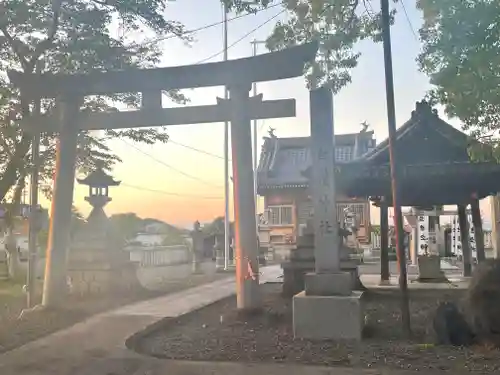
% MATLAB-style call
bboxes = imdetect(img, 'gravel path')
[0,272,229,353]
[135,284,500,374]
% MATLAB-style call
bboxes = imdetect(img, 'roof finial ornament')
[360,121,369,133]
[268,127,276,138]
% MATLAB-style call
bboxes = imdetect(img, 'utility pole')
[27,60,42,308]
[223,2,230,270]
[381,0,411,335]
[250,39,266,232]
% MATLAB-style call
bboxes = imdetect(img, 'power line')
[196,8,288,64]
[399,0,418,41]
[167,138,228,160]
[119,5,302,190]
[120,182,223,200]
[120,139,222,188]
[126,2,284,49]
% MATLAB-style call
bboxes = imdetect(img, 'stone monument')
[292,87,364,340]
[191,221,204,274]
[67,167,140,295]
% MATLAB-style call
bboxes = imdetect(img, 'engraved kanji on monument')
[303,87,354,296]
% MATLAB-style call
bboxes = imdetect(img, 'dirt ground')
[134,284,500,374]
[0,272,229,353]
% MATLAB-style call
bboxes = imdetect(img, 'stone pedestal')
[281,231,363,296]
[293,291,364,340]
[68,212,141,296]
[417,255,446,281]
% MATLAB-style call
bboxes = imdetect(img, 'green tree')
[224,0,393,92]
[0,0,189,204]
[109,212,143,240]
[417,0,500,160]
[202,216,225,236]
[371,224,381,235]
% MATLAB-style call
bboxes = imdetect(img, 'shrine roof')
[257,131,375,190]
[361,100,471,165]
[77,168,121,187]
[257,101,500,203]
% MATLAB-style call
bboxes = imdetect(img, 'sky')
[38,0,492,228]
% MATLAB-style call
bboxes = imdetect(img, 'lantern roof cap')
[77,167,120,187]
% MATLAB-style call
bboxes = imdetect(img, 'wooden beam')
[20,98,296,132]
[8,42,318,98]
[458,204,472,277]
[471,198,486,262]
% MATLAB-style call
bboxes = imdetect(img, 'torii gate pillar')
[226,82,260,310]
[42,96,80,307]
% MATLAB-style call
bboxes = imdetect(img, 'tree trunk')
[0,135,31,200]
[4,229,20,281]
[3,172,28,281]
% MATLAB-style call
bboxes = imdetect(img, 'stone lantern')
[77,166,121,221]
[67,166,140,296]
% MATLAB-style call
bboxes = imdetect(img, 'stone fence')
[124,245,190,267]
[371,232,493,250]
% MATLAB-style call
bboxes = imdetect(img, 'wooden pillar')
[380,199,390,283]
[470,198,485,263]
[490,194,500,259]
[457,204,472,277]
[42,96,80,307]
[228,82,260,310]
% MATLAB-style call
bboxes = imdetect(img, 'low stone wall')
[137,261,216,290]
[29,258,216,291]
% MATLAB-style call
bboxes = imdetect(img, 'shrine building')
[257,128,377,250]
[257,100,500,261]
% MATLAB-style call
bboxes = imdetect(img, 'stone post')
[293,87,364,341]
[228,82,260,310]
[191,221,203,274]
[42,96,80,308]
[214,233,225,272]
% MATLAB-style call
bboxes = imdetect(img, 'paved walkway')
[0,266,285,375]
[0,264,453,375]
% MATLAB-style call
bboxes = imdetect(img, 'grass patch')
[0,280,25,302]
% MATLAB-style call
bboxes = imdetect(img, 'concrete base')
[293,291,364,340]
[304,272,353,296]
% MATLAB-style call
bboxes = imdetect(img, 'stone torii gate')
[9,42,319,310]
